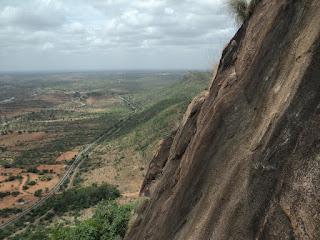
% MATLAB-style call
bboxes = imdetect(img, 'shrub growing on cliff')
[228,0,248,23]
[228,0,261,23]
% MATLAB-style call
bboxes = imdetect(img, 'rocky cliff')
[125,0,320,239]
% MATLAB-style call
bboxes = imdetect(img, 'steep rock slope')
[125,0,320,239]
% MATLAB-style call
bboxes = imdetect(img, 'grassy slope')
[118,71,211,161]
[80,71,211,196]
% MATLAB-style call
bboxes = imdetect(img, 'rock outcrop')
[125,0,320,239]
[140,91,208,197]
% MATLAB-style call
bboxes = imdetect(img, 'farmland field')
[0,70,210,238]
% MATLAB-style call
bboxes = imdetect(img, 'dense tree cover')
[0,184,120,239]
[50,183,120,214]
[0,208,22,218]
[10,201,134,240]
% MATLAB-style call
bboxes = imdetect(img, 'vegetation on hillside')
[228,0,261,23]
[9,201,134,240]
[115,71,210,150]
[79,71,210,193]
[0,184,120,239]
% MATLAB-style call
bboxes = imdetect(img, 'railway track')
[0,135,101,230]
[0,97,140,230]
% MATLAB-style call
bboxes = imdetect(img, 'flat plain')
[0,70,210,238]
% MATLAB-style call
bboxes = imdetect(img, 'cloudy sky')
[0,0,236,72]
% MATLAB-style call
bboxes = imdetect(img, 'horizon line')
[0,68,211,74]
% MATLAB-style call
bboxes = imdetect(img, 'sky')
[0,0,236,72]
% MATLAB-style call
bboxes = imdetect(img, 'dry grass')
[56,151,79,162]
[82,142,149,202]
[0,132,46,147]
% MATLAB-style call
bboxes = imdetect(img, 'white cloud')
[164,7,174,15]
[65,22,86,34]
[0,0,236,71]
[40,42,54,51]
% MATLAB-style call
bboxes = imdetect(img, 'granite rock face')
[125,0,320,239]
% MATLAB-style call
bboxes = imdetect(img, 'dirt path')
[122,192,139,198]
[18,176,28,195]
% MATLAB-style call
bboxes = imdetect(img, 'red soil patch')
[0,164,66,213]
[15,194,36,207]
[0,195,21,209]
[0,176,7,182]
[0,168,26,193]
[37,164,66,174]
[19,164,67,194]
[0,180,20,192]
[36,93,70,105]
[0,167,23,176]
[26,175,60,195]
[86,96,120,108]
[56,151,78,162]
[0,194,36,211]
[25,173,40,182]
[86,97,97,105]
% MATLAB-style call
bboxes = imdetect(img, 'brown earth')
[0,175,7,182]
[0,194,36,223]
[86,96,119,107]
[36,92,70,105]
[0,195,23,209]
[0,164,66,220]
[0,180,20,192]
[37,164,65,174]
[26,176,59,195]
[56,151,78,162]
[0,132,46,147]
[22,165,66,194]
[18,175,28,194]
[85,96,121,113]
[125,1,320,239]
[83,147,143,196]
[0,92,70,118]
[0,167,23,176]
